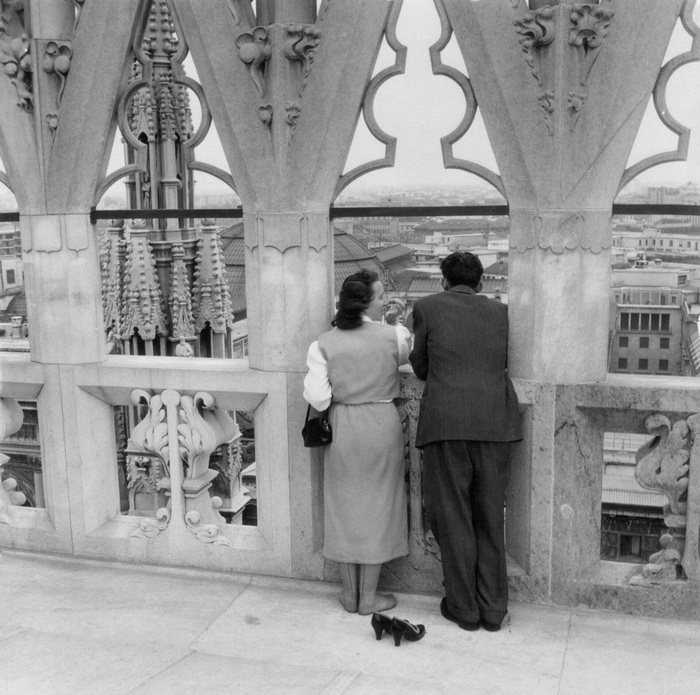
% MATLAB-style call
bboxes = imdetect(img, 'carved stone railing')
[634,413,700,582]
[127,388,240,546]
[394,371,700,618]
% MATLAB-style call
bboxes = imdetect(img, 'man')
[409,251,522,632]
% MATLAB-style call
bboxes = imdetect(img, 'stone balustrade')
[0,353,698,619]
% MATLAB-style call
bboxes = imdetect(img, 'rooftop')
[4,550,699,695]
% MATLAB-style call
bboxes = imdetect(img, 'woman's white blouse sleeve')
[395,324,412,366]
[303,341,332,411]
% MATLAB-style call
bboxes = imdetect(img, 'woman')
[304,269,411,615]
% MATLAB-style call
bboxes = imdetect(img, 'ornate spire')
[193,223,234,335]
[99,222,125,340]
[120,223,167,341]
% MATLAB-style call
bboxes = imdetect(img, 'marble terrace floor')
[0,550,698,695]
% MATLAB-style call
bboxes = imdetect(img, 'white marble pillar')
[244,211,334,371]
[441,0,684,382]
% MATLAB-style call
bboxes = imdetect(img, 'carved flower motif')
[569,5,614,51]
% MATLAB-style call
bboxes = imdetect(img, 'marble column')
[441,0,683,382]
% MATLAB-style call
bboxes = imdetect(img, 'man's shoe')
[440,598,479,631]
[479,619,501,632]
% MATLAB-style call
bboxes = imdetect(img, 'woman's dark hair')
[440,251,483,289]
[332,269,379,330]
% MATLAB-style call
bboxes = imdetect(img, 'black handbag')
[302,405,332,447]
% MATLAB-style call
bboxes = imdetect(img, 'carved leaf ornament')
[0,29,32,111]
[635,414,689,515]
[0,397,26,525]
[127,389,235,546]
[513,2,614,136]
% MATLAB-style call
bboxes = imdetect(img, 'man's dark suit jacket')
[409,285,522,448]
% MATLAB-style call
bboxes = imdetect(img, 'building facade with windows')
[609,264,700,375]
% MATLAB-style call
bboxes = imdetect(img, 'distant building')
[612,226,700,257]
[608,260,700,375]
[0,225,23,293]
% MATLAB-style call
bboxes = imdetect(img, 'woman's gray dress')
[317,322,408,564]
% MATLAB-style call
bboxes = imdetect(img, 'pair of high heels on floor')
[371,612,426,647]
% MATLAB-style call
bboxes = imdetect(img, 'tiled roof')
[408,277,442,295]
[481,278,507,295]
[483,259,509,276]
[602,489,666,508]
[374,245,414,263]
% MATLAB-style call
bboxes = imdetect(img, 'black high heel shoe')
[371,612,393,641]
[390,617,426,647]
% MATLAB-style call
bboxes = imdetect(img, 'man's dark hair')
[440,251,483,289]
[332,269,379,330]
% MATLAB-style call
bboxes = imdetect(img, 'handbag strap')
[305,404,329,423]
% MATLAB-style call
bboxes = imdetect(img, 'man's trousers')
[422,440,511,625]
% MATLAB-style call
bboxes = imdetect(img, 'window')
[640,314,650,331]
[638,358,648,370]
[679,275,687,286]
[660,337,669,349]
[630,313,640,330]
[639,337,649,348]
[651,314,660,331]
[661,314,670,331]
[659,359,669,371]
[620,313,629,330]
[618,358,628,370]
[5,269,15,284]
[619,336,628,348]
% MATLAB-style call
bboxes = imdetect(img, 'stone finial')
[192,228,235,335]
[120,226,167,341]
